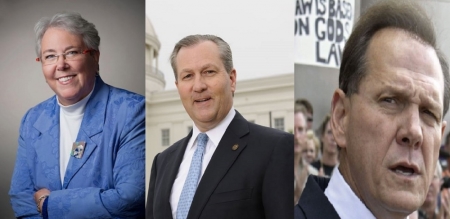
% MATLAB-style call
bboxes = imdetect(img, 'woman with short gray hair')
[9,12,145,218]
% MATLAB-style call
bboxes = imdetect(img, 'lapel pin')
[232,144,239,151]
[71,141,86,159]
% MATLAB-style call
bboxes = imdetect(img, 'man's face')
[321,121,337,154]
[175,41,236,132]
[40,27,99,106]
[333,28,446,217]
[295,112,307,154]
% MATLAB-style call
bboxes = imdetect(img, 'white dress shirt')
[170,107,236,218]
[58,85,94,185]
[324,166,376,219]
[325,166,410,219]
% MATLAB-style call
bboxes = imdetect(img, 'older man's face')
[175,41,236,132]
[333,28,446,218]
[40,27,99,106]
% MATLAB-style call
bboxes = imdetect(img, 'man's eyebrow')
[374,84,410,101]
[200,63,219,70]
[179,68,194,74]
[179,63,220,73]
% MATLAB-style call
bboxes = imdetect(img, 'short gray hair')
[34,12,100,57]
[170,34,233,80]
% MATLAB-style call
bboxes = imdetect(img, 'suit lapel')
[160,133,192,219]
[33,97,62,190]
[188,111,249,219]
[62,77,107,188]
[299,175,340,219]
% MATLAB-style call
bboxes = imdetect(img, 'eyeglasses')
[36,49,93,65]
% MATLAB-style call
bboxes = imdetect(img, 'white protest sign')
[294,0,355,68]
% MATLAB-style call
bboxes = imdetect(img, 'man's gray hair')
[170,34,233,80]
[34,12,100,57]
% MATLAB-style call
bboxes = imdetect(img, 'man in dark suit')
[296,1,450,218]
[146,34,293,219]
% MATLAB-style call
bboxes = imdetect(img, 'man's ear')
[331,89,349,149]
[229,69,236,96]
[230,69,236,93]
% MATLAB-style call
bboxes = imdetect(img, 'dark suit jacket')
[146,111,293,219]
[295,175,340,219]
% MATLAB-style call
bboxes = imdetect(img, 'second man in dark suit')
[146,35,293,219]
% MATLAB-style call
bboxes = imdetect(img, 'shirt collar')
[191,107,235,148]
[324,165,376,219]
[58,80,95,116]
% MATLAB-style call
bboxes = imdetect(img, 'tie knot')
[197,133,208,148]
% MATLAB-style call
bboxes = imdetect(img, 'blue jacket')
[9,76,145,218]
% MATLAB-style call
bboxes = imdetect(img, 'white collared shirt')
[324,166,376,219]
[325,167,410,219]
[170,107,236,218]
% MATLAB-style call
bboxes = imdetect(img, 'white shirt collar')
[325,165,376,219]
[58,83,95,116]
[190,107,236,148]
